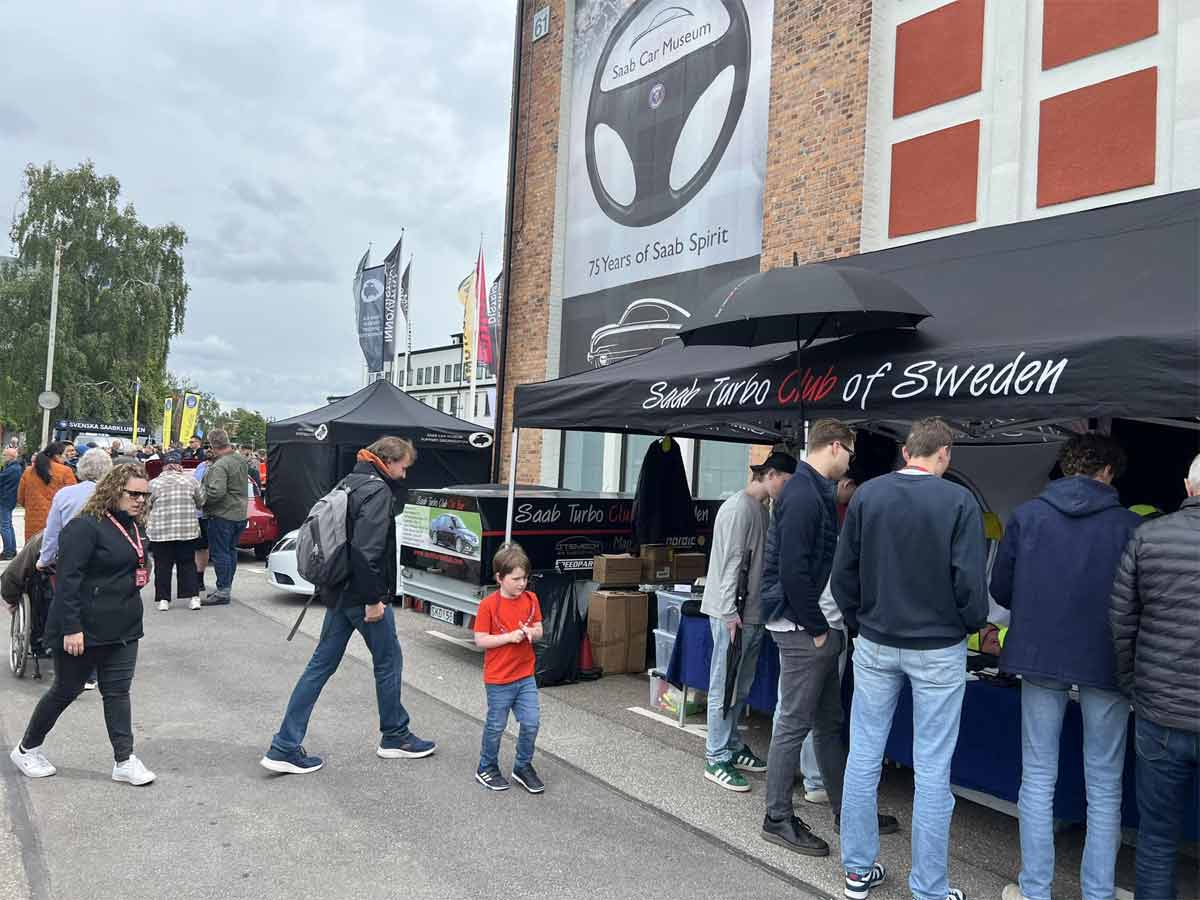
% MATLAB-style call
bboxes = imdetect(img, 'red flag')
[474,246,493,367]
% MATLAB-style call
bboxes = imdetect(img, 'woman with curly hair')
[10,464,156,786]
[16,441,77,541]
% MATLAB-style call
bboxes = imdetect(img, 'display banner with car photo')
[401,496,484,583]
[560,0,774,375]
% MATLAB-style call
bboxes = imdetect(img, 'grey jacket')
[202,452,250,522]
[1110,497,1200,732]
[700,490,769,624]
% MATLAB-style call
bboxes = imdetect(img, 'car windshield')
[621,303,669,325]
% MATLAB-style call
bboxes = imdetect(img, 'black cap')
[750,451,797,475]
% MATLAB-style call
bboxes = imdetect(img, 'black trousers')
[151,540,199,601]
[23,641,139,762]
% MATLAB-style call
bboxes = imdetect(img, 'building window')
[454,363,462,382]
[435,396,444,412]
[561,431,605,491]
[449,395,457,416]
[416,368,424,386]
[398,370,405,387]
[444,364,452,383]
[425,366,433,383]
[697,441,750,500]
[433,366,441,384]
[622,434,657,492]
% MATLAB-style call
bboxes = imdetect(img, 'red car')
[145,460,278,560]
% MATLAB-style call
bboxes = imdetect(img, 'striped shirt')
[147,471,205,543]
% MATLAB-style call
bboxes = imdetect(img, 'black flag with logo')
[357,264,386,374]
[382,236,403,369]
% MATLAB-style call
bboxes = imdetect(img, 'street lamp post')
[40,238,65,448]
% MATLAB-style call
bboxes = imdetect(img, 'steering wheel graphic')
[585,0,751,228]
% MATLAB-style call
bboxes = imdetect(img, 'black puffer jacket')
[1110,496,1199,732]
[43,510,145,647]
[332,461,407,609]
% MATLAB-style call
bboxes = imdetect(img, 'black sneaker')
[200,591,230,606]
[834,812,900,835]
[511,764,545,794]
[260,745,324,774]
[475,766,510,791]
[761,814,829,857]
[844,863,887,900]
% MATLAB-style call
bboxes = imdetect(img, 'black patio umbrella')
[678,262,933,349]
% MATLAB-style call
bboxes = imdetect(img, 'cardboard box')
[672,552,707,583]
[641,557,673,583]
[587,590,648,675]
[592,554,643,587]
[640,544,671,565]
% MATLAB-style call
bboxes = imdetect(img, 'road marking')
[625,706,709,739]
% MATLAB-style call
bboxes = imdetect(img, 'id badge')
[135,567,150,588]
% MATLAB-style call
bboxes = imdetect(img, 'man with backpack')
[260,437,436,774]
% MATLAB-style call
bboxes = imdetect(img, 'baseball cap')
[164,450,183,465]
[750,451,797,475]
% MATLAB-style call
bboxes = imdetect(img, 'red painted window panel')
[893,0,985,118]
[1037,68,1157,208]
[1043,0,1158,71]
[889,121,980,238]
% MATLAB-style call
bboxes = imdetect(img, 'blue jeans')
[271,603,410,752]
[842,637,967,900]
[1135,717,1198,900]
[479,675,540,771]
[0,504,15,555]
[1017,678,1128,900]
[207,517,246,592]
[705,619,764,764]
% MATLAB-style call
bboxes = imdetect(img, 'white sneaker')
[1001,885,1027,900]
[188,597,201,611]
[112,754,155,786]
[83,680,97,691]
[11,744,56,778]
[804,787,830,804]
[157,599,170,612]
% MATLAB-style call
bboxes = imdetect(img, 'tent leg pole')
[504,427,519,545]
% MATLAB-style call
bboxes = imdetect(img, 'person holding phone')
[10,464,156,787]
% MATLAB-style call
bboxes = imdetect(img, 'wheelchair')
[9,569,50,679]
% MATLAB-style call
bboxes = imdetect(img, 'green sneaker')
[731,745,768,773]
[704,761,751,792]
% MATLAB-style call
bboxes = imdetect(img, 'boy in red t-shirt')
[473,542,545,793]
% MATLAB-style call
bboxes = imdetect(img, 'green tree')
[163,374,222,443]
[0,161,189,444]
[223,407,268,449]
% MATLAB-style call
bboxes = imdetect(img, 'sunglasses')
[123,489,151,500]
[837,441,856,461]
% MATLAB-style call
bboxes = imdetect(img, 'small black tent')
[266,380,492,535]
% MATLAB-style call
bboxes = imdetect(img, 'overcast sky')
[0,2,514,419]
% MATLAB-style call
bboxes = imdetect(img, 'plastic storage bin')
[655,591,686,635]
[654,627,676,673]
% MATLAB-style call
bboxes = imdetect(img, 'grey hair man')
[1110,453,1200,900]
[199,429,249,605]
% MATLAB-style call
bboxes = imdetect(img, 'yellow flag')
[178,392,201,442]
[162,397,175,445]
[457,270,475,374]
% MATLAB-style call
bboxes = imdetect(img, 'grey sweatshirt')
[700,490,769,624]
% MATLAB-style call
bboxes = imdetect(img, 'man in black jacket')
[1110,453,1200,900]
[832,418,987,900]
[761,419,873,857]
[261,437,436,775]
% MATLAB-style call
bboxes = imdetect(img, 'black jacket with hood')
[333,459,407,609]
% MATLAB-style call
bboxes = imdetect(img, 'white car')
[266,530,314,596]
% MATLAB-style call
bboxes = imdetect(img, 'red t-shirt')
[474,590,542,685]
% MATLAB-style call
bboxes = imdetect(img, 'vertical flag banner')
[162,397,175,445]
[179,392,201,442]
[382,235,403,373]
[486,272,503,375]
[400,259,412,381]
[474,248,493,371]
[357,264,386,374]
[457,268,476,378]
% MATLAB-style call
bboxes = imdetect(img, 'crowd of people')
[702,419,1198,900]
[1,419,1196,900]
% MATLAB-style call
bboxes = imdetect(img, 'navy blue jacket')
[761,461,838,635]
[832,472,988,649]
[990,476,1141,691]
[0,460,21,508]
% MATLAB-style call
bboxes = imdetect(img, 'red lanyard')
[106,514,144,563]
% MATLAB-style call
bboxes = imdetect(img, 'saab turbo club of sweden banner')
[561,0,774,375]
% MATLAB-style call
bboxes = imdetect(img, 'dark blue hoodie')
[990,475,1141,691]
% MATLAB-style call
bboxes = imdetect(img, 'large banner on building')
[561,0,774,375]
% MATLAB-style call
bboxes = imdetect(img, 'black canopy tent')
[267,380,492,535]
[514,190,1200,440]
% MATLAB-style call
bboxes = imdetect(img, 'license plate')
[428,604,460,626]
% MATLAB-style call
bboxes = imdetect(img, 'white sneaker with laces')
[112,754,155,786]
[83,680,97,691]
[11,744,56,778]
[804,787,830,804]
[1001,885,1027,900]
[157,599,170,612]
[188,597,201,611]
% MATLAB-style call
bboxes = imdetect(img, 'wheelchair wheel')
[10,594,30,677]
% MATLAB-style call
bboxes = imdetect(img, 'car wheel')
[455,537,467,554]
[254,543,271,561]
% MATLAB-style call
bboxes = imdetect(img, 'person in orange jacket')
[16,442,77,541]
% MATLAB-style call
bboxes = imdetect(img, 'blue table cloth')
[664,613,780,713]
